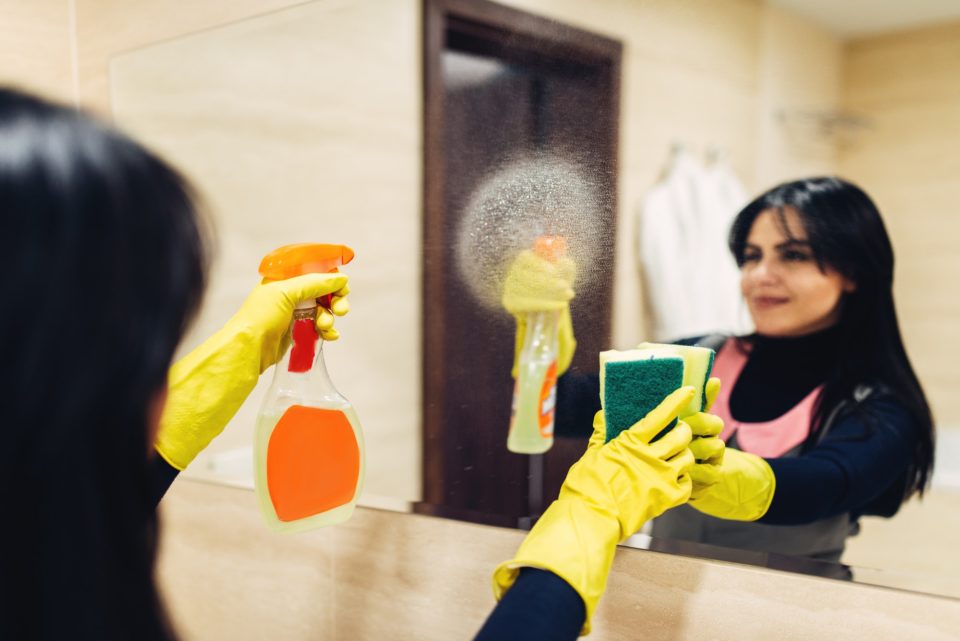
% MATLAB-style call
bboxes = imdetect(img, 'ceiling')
[768,0,960,37]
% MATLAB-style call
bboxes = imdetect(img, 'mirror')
[107,0,960,600]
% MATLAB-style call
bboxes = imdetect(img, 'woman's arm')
[474,569,585,641]
[760,395,916,525]
[150,456,180,506]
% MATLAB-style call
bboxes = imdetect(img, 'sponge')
[638,342,716,416]
[600,347,685,443]
[600,344,716,444]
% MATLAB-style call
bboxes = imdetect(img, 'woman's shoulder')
[826,384,915,438]
[850,382,908,413]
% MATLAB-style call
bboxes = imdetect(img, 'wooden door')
[421,0,621,527]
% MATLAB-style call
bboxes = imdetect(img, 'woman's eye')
[782,250,811,262]
[741,252,760,263]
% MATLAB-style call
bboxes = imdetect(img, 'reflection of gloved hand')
[689,447,776,521]
[155,273,349,470]
[492,387,696,635]
[502,249,577,377]
[685,378,726,499]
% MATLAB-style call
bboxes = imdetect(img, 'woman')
[1,87,710,640]
[507,177,935,562]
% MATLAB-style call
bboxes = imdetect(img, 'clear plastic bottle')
[254,244,364,533]
[507,236,566,454]
[508,309,559,454]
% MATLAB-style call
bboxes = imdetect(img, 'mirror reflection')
[94,0,960,599]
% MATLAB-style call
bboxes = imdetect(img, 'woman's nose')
[746,258,779,286]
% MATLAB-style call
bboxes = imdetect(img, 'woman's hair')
[0,87,208,639]
[729,177,935,503]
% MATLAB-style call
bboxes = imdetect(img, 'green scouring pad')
[637,342,717,416]
[600,344,716,444]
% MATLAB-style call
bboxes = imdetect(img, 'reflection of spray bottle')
[254,243,365,533]
[508,236,567,454]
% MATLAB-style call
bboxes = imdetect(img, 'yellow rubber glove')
[155,272,349,470]
[502,249,577,377]
[686,378,726,499]
[492,387,696,635]
[688,447,776,521]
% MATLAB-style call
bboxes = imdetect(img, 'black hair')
[729,177,935,503]
[0,87,208,639]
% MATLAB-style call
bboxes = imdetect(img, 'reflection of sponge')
[600,344,716,444]
[600,348,684,443]
[638,343,716,416]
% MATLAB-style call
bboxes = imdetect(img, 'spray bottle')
[507,236,567,454]
[254,243,365,533]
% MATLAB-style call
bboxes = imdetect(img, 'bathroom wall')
[0,0,75,102]
[839,20,960,428]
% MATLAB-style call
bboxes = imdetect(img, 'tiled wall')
[840,20,960,427]
[0,0,75,101]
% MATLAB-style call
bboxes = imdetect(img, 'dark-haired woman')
[508,177,936,562]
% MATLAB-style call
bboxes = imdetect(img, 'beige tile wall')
[843,487,960,595]
[0,0,75,102]
[158,479,960,641]
[840,21,960,427]
[73,0,307,115]
[108,0,423,501]
[754,3,843,187]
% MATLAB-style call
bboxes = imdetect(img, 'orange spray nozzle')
[258,243,355,280]
[533,236,567,261]
[259,243,354,319]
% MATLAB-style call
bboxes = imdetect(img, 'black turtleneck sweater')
[554,329,917,525]
[728,327,841,422]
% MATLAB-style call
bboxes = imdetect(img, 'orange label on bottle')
[539,361,557,438]
[267,405,360,522]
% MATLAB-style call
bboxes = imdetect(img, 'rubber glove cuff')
[155,324,262,470]
[493,498,619,636]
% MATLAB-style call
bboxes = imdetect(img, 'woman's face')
[740,207,854,337]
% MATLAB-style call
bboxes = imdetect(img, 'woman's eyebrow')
[776,239,812,250]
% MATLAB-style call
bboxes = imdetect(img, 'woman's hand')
[154,273,349,471]
[502,249,577,377]
[492,387,696,635]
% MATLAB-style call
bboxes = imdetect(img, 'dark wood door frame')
[421,0,622,520]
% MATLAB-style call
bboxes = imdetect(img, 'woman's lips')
[752,296,790,310]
